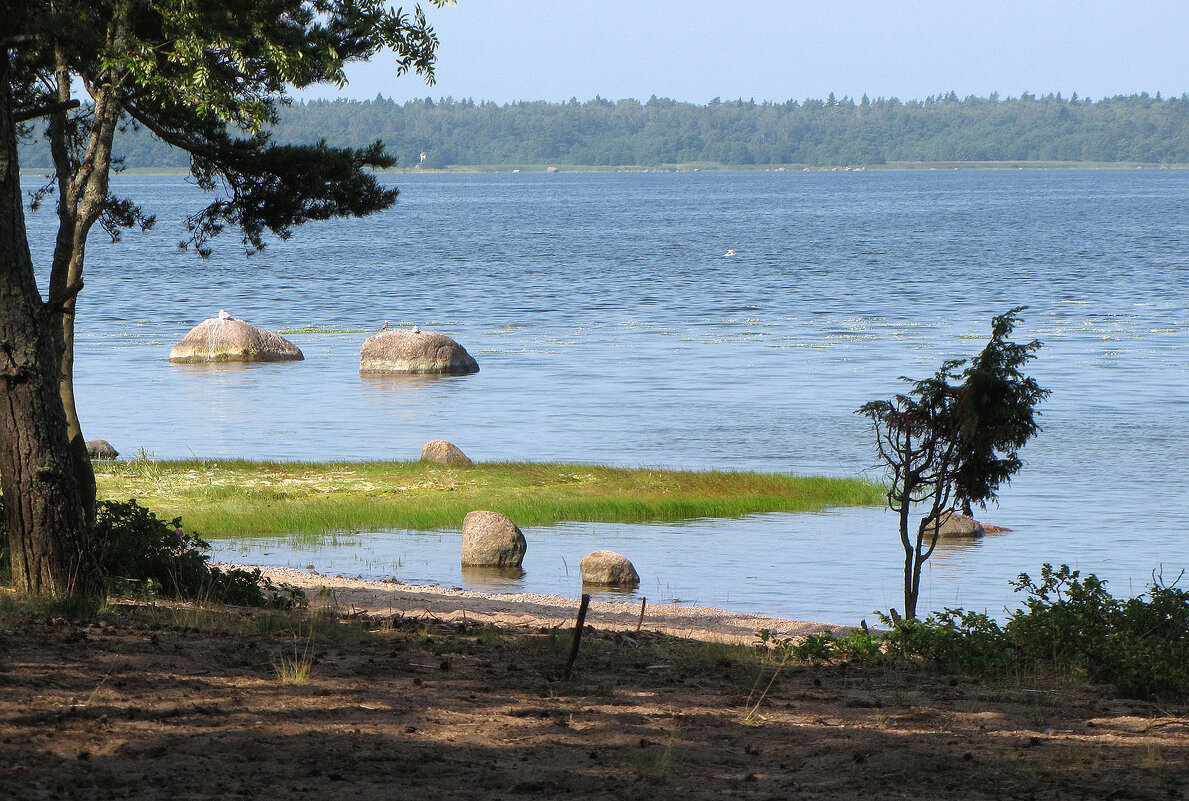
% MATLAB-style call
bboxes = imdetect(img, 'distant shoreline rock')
[169,315,303,364]
[359,329,479,375]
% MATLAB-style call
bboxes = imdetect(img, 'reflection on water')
[358,371,479,397]
[460,565,527,589]
[580,583,639,599]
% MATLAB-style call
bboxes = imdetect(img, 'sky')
[307,0,1189,106]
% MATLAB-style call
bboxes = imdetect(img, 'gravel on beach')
[254,565,842,644]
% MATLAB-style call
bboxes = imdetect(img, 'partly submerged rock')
[85,439,119,460]
[421,440,472,465]
[359,329,479,375]
[461,510,526,568]
[580,550,640,587]
[927,510,987,538]
[169,315,303,364]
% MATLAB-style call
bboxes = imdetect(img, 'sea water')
[22,169,1189,623]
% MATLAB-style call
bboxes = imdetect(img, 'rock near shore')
[85,439,119,460]
[461,510,526,567]
[580,550,640,587]
[421,440,472,465]
[928,510,987,538]
[169,316,303,364]
[359,329,479,375]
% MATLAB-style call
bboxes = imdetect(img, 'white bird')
[411,325,421,334]
[723,249,737,257]
[381,320,389,330]
[217,309,232,320]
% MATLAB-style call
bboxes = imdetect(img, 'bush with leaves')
[1006,564,1189,700]
[757,627,885,664]
[880,607,1009,672]
[882,564,1189,701]
[94,499,302,609]
[754,562,1189,701]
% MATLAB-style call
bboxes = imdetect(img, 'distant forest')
[19,92,1189,169]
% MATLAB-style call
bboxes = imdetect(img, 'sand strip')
[254,565,843,645]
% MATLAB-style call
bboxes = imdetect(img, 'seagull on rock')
[411,325,421,334]
[381,320,389,330]
[217,309,232,320]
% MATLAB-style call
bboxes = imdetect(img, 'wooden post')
[635,597,647,634]
[563,593,591,680]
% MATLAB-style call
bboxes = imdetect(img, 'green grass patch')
[94,459,884,537]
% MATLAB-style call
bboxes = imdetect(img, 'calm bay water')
[23,169,1189,624]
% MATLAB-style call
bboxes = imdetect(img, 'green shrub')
[2,496,296,608]
[882,564,1189,701]
[94,499,303,608]
[882,607,1008,672]
[1004,564,1189,700]
[757,627,885,664]
[755,563,1189,701]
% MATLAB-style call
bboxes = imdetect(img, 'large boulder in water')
[461,510,526,567]
[580,550,640,587]
[421,440,472,465]
[927,510,986,538]
[169,314,303,364]
[359,329,479,375]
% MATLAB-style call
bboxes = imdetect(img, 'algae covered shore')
[93,459,884,537]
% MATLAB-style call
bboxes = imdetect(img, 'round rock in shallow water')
[359,329,479,375]
[928,510,987,538]
[461,511,526,567]
[85,439,119,460]
[421,440,472,465]
[169,316,303,364]
[580,550,640,587]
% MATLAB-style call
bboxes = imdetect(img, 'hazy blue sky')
[312,0,1189,105]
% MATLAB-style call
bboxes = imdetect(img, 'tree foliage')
[1,0,445,597]
[952,308,1051,513]
[858,310,1048,619]
[23,91,1189,169]
[16,0,446,252]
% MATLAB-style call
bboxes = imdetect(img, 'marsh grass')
[94,459,884,537]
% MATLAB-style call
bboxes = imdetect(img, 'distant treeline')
[19,92,1189,169]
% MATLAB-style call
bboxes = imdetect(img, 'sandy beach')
[3,567,1188,799]
[255,565,844,644]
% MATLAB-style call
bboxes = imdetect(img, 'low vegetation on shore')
[93,458,884,537]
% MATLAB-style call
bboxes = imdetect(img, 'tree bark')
[46,20,126,534]
[0,50,101,598]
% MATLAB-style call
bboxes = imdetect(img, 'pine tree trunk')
[47,51,98,535]
[0,51,101,598]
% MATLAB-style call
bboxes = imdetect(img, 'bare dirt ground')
[2,571,1188,800]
